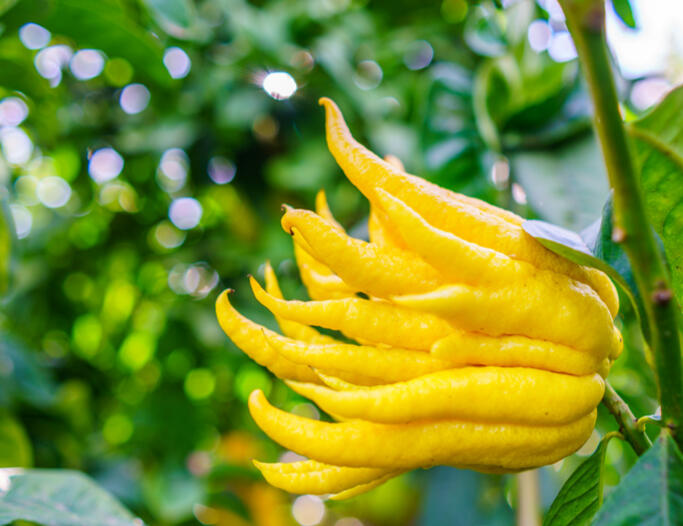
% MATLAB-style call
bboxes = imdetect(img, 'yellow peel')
[249,276,454,350]
[431,330,601,376]
[286,367,605,426]
[283,207,444,297]
[329,471,401,500]
[249,389,597,470]
[214,291,320,383]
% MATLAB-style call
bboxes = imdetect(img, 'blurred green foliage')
[0,0,665,524]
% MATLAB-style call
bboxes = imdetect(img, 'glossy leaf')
[544,433,619,526]
[592,433,683,525]
[628,85,683,308]
[611,0,636,29]
[0,469,140,526]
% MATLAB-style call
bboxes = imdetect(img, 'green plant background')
[0,0,676,525]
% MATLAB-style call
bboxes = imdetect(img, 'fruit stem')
[602,381,652,456]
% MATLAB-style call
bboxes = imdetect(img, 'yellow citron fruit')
[215,97,622,499]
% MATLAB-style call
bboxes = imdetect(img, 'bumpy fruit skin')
[215,97,621,500]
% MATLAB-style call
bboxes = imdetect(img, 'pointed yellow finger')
[249,390,597,470]
[282,207,444,297]
[215,291,320,383]
[264,332,451,384]
[264,262,339,345]
[314,370,366,391]
[392,283,620,358]
[329,471,401,500]
[293,239,357,300]
[286,367,604,426]
[314,189,344,231]
[253,459,394,496]
[319,97,619,317]
[431,331,602,376]
[250,276,454,350]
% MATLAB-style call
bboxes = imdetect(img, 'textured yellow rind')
[286,367,604,426]
[393,283,621,358]
[253,459,394,496]
[265,332,452,383]
[215,291,320,383]
[250,276,454,350]
[249,390,596,470]
[319,97,619,318]
[283,207,445,297]
[431,331,602,377]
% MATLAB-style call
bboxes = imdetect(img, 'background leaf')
[543,434,618,526]
[592,433,683,526]
[0,469,140,526]
[628,85,683,308]
[611,0,636,29]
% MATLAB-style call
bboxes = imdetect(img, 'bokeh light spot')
[292,495,325,526]
[89,147,124,183]
[353,60,382,90]
[37,176,71,208]
[70,49,105,80]
[35,45,72,86]
[235,365,272,402]
[9,204,32,239]
[404,40,434,70]
[548,32,577,62]
[157,149,188,192]
[169,197,202,230]
[1,127,33,165]
[262,71,297,100]
[184,368,216,400]
[120,83,151,114]
[153,221,186,250]
[0,97,29,127]
[19,23,51,50]
[208,156,236,184]
[104,57,134,87]
[119,331,156,371]
[528,20,552,52]
[103,414,134,445]
[72,313,103,359]
[163,47,192,79]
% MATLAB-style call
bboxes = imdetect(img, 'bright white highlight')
[262,71,297,100]
[19,23,50,50]
[169,197,202,230]
[89,148,124,183]
[164,47,191,79]
[70,49,105,80]
[120,84,151,114]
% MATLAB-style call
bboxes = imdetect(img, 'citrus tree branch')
[602,382,652,455]
[558,0,683,449]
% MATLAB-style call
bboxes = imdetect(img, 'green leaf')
[3,0,170,86]
[592,433,683,525]
[512,134,609,231]
[0,469,140,526]
[628,85,683,309]
[611,0,636,29]
[0,414,32,468]
[543,433,619,526]
[141,0,206,41]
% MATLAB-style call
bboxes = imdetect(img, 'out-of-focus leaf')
[4,0,170,86]
[0,194,12,297]
[611,0,636,29]
[511,134,609,230]
[0,413,32,468]
[418,467,513,525]
[544,433,619,526]
[628,85,683,307]
[464,5,506,57]
[142,465,205,523]
[266,141,336,192]
[592,433,683,525]
[0,0,18,16]
[141,0,207,41]
[0,334,55,408]
[0,469,140,526]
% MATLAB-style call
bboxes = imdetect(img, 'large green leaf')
[543,433,619,526]
[0,469,140,526]
[3,0,170,86]
[592,433,683,525]
[628,85,683,308]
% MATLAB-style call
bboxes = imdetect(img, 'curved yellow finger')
[286,367,604,426]
[250,276,455,350]
[264,332,451,384]
[314,189,344,231]
[294,239,357,300]
[264,262,338,345]
[329,471,401,500]
[249,389,596,470]
[368,206,407,249]
[215,290,320,383]
[253,459,394,496]
[282,207,444,297]
[431,330,602,376]
[392,283,620,358]
[319,97,619,317]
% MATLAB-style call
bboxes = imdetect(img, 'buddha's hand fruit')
[215,97,621,500]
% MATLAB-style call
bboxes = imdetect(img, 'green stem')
[559,0,683,449]
[602,382,652,456]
